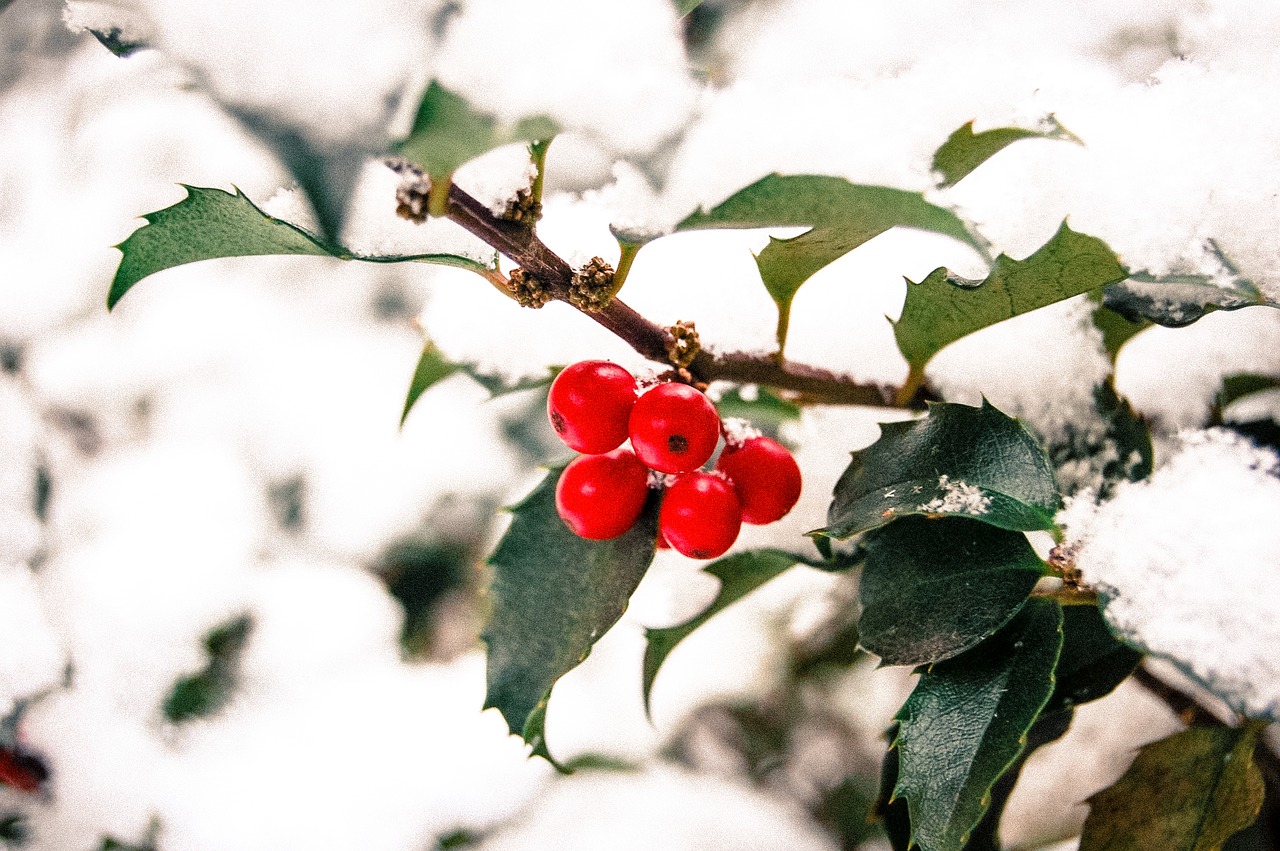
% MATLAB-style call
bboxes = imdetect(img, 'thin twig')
[444,181,905,408]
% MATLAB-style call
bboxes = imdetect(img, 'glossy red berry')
[659,472,742,559]
[547,360,638,454]
[716,436,803,525]
[628,382,720,473]
[555,448,650,540]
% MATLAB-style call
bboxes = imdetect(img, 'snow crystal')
[917,474,992,515]
[1058,429,1280,720]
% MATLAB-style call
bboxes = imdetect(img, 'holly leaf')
[110,185,497,309]
[1216,373,1280,414]
[1049,380,1153,499]
[932,117,1081,188]
[895,221,1127,375]
[483,466,659,767]
[1080,725,1264,851]
[1044,604,1141,714]
[819,399,1061,540]
[1090,292,1152,362]
[677,174,984,351]
[892,598,1063,851]
[401,341,559,426]
[163,614,253,723]
[642,549,799,714]
[397,82,558,183]
[858,516,1047,666]
[1104,241,1279,329]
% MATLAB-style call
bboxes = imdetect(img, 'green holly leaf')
[1215,373,1280,414]
[1044,604,1141,714]
[892,598,1063,851]
[677,174,984,352]
[641,549,799,714]
[1049,380,1153,499]
[858,516,1047,666]
[819,399,1061,540]
[931,117,1082,188]
[110,185,497,309]
[1090,292,1152,362]
[674,0,706,15]
[483,466,659,767]
[401,341,559,426]
[895,221,1128,376]
[397,82,558,183]
[163,614,253,723]
[1080,725,1264,851]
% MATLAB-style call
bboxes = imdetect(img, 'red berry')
[548,360,638,454]
[659,472,742,559]
[555,448,650,540]
[716,436,802,525]
[628,383,720,473]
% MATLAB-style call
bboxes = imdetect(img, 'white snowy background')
[2,0,1279,848]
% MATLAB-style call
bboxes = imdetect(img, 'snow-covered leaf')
[1044,604,1141,714]
[931,117,1081,188]
[893,599,1062,851]
[895,222,1127,374]
[110,186,496,309]
[1216,373,1280,414]
[642,549,799,714]
[1080,725,1264,851]
[1050,380,1153,499]
[819,400,1061,540]
[713,386,802,438]
[401,342,559,426]
[396,82,557,183]
[858,516,1047,666]
[1105,243,1280,328]
[483,466,659,767]
[677,174,983,351]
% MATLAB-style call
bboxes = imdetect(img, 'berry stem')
[444,181,906,408]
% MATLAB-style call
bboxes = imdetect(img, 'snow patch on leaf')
[917,474,992,515]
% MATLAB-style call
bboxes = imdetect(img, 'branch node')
[501,187,543,226]
[568,257,616,313]
[507,267,553,309]
[666,320,701,369]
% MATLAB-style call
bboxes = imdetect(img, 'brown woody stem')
[444,182,902,407]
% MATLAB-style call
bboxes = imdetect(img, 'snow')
[2,0,1280,846]
[1059,429,1280,720]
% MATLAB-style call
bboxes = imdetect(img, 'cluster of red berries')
[548,360,802,560]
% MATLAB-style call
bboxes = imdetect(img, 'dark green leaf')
[163,614,253,723]
[1049,380,1153,499]
[876,727,913,851]
[820,400,1061,539]
[677,174,983,351]
[1044,604,1141,714]
[397,82,557,182]
[483,467,659,767]
[401,343,461,426]
[858,516,1046,666]
[642,549,799,713]
[895,222,1128,373]
[932,117,1081,188]
[1090,293,1152,362]
[1080,725,1264,851]
[893,598,1064,851]
[110,186,495,309]
[460,364,559,398]
[87,26,147,57]
[1216,374,1280,415]
[1105,242,1279,329]
[963,708,1075,851]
